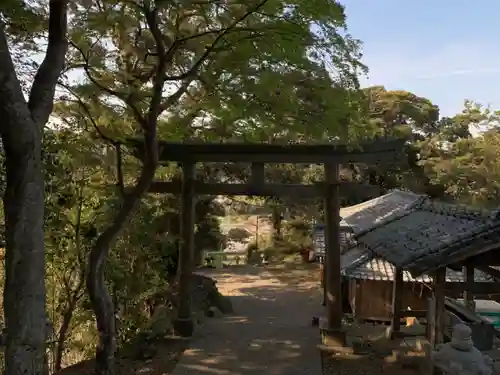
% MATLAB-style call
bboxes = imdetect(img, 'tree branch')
[0,27,30,143]
[58,81,118,145]
[69,41,147,128]
[115,144,125,197]
[161,78,196,113]
[28,0,69,127]
[163,0,269,82]
[57,83,127,199]
[144,4,168,128]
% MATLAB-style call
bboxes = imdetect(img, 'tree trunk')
[271,206,282,245]
[2,124,46,375]
[54,290,82,372]
[87,163,157,375]
[87,248,116,375]
[0,34,48,375]
[0,3,67,374]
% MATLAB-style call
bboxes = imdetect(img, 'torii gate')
[129,138,405,346]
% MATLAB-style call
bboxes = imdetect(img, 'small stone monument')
[432,323,494,375]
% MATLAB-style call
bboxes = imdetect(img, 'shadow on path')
[171,264,323,374]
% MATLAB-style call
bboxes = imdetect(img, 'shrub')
[245,240,259,260]
[284,219,312,249]
[227,227,252,242]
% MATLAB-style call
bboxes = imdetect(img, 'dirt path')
[171,263,324,375]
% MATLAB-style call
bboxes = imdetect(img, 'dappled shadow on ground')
[178,264,432,375]
[172,264,324,374]
[264,262,322,287]
[57,337,189,375]
[197,261,322,291]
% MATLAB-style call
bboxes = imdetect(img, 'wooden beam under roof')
[444,281,500,294]
[461,251,500,267]
[476,265,500,280]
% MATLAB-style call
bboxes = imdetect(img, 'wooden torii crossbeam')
[128,138,404,163]
[148,181,382,198]
[127,138,406,344]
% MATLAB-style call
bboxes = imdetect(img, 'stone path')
[171,263,323,375]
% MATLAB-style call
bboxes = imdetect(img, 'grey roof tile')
[341,247,370,269]
[340,190,424,234]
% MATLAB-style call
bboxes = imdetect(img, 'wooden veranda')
[128,138,406,345]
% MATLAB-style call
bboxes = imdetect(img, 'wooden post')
[463,264,475,311]
[320,261,326,306]
[390,266,404,339]
[174,161,196,337]
[250,162,265,185]
[427,296,436,344]
[322,163,345,346]
[432,267,446,346]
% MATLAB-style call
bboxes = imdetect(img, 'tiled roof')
[315,190,422,255]
[340,190,424,234]
[342,256,495,283]
[324,191,500,277]
[355,198,500,275]
[313,226,356,255]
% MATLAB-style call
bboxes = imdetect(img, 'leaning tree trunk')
[87,239,116,375]
[87,162,157,375]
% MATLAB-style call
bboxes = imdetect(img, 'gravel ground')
[171,263,324,375]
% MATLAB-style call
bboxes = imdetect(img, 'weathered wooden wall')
[347,279,431,321]
[343,277,500,322]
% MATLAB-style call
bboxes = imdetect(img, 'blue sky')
[343,0,500,117]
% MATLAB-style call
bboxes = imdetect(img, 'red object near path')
[300,247,315,263]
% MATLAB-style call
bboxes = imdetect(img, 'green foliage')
[418,103,500,207]
[62,0,366,144]
[284,219,312,248]
[39,125,229,367]
[362,86,440,138]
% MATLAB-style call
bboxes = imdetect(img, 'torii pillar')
[322,163,345,346]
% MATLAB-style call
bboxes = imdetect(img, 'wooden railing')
[203,250,248,268]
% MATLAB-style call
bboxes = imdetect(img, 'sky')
[343,0,500,118]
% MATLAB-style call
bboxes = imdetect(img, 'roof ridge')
[416,198,494,220]
[340,189,424,219]
[388,188,427,198]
